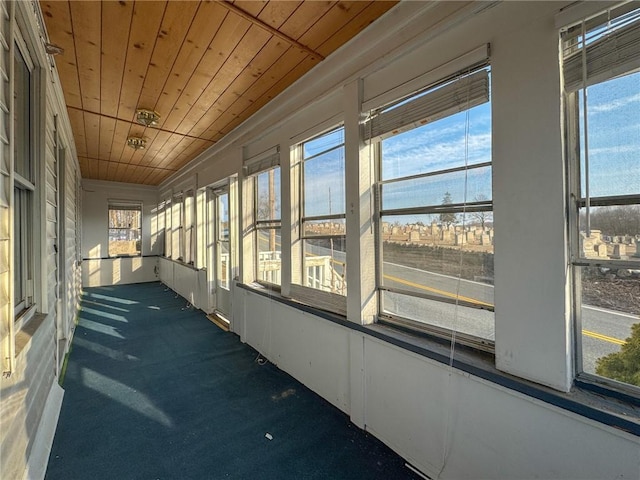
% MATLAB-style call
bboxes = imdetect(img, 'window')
[298,127,347,295]
[369,66,494,346]
[184,190,195,264]
[255,166,281,285]
[163,198,171,257]
[563,5,640,389]
[108,204,142,257]
[13,42,34,318]
[172,193,183,260]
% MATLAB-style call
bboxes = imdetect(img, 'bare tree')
[471,194,493,230]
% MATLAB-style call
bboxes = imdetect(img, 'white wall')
[81,179,161,287]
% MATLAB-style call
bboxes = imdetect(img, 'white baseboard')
[23,382,65,480]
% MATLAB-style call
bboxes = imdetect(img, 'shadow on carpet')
[46,282,421,480]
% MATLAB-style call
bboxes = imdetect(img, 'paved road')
[263,237,637,374]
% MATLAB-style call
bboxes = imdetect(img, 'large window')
[369,66,494,346]
[298,127,347,295]
[563,5,640,389]
[13,43,34,318]
[184,190,195,264]
[108,204,142,257]
[255,166,281,285]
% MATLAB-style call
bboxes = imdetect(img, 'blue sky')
[581,70,640,198]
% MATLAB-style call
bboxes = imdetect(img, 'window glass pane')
[108,208,141,256]
[377,71,492,340]
[381,165,492,211]
[579,267,639,386]
[303,237,346,295]
[218,193,229,241]
[14,47,31,181]
[303,218,346,237]
[579,71,640,198]
[303,128,344,158]
[218,239,230,290]
[256,168,280,221]
[381,102,491,181]
[578,205,640,263]
[257,228,281,285]
[381,214,494,300]
[382,291,494,340]
[303,146,345,217]
[14,188,24,305]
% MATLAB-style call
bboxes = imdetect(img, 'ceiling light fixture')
[127,136,146,150]
[135,109,160,127]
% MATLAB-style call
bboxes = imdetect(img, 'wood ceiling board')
[316,1,397,57]
[40,1,82,109]
[100,1,134,118]
[135,129,173,167]
[146,132,186,170]
[199,45,311,139]
[231,1,267,17]
[177,23,272,137]
[277,1,334,41]
[82,110,101,161]
[154,136,198,171]
[161,10,252,134]
[152,1,228,130]
[98,115,116,161]
[256,1,302,29]
[116,1,167,125]
[67,107,87,158]
[135,1,200,113]
[185,34,291,138]
[297,1,370,51]
[68,1,101,113]
[108,119,133,169]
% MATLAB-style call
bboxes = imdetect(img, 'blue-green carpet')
[45,282,419,480]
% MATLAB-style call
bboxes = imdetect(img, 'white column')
[344,79,377,325]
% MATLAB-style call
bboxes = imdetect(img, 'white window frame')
[289,125,348,315]
[107,202,142,257]
[562,4,640,393]
[368,63,494,350]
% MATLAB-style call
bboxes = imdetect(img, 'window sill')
[15,312,47,358]
[237,281,640,437]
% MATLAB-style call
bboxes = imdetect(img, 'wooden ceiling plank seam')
[83,110,100,165]
[277,1,335,42]
[256,1,302,30]
[297,1,370,51]
[160,9,251,133]
[316,1,397,57]
[219,1,324,61]
[67,107,87,158]
[186,35,293,136]
[41,1,83,109]
[215,54,320,140]
[148,3,230,166]
[68,1,101,113]
[129,127,162,168]
[191,42,301,138]
[178,23,272,137]
[231,1,267,18]
[109,119,134,171]
[100,1,134,118]
[200,45,310,139]
[154,136,196,170]
[117,1,168,126]
[98,115,116,162]
[144,132,187,172]
[136,1,200,114]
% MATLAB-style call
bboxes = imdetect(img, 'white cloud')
[589,93,640,114]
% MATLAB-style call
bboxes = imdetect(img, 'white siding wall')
[0,2,81,479]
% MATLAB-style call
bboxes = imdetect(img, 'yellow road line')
[301,249,626,347]
[582,330,625,345]
[383,273,494,308]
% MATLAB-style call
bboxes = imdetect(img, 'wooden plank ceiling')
[40,1,398,185]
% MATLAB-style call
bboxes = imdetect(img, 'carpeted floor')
[46,282,420,480]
